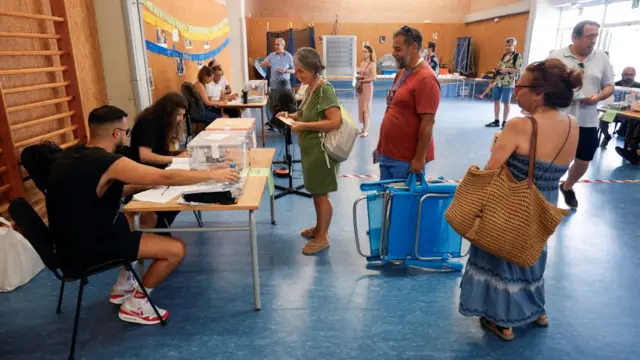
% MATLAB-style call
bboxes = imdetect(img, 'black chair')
[181,82,207,142]
[8,198,165,360]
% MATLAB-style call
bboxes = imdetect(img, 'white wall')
[226,0,249,92]
[93,0,152,118]
[524,0,562,65]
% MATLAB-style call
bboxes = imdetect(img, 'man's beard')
[396,56,409,69]
[622,78,634,86]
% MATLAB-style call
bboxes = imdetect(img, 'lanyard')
[386,59,423,111]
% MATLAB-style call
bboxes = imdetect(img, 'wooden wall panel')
[143,0,231,102]
[245,0,471,23]
[246,15,527,77]
[463,12,529,75]
[0,0,106,219]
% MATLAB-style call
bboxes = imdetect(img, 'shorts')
[491,86,514,104]
[378,153,428,181]
[58,213,142,277]
[576,127,599,162]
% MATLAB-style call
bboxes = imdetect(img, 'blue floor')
[2,98,639,359]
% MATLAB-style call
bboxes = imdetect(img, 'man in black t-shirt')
[47,105,239,325]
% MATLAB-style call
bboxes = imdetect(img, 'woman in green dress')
[277,47,342,255]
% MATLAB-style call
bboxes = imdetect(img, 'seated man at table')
[208,57,232,95]
[207,66,241,118]
[46,105,239,325]
[615,121,640,164]
[599,66,640,147]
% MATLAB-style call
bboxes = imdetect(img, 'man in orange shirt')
[375,26,440,180]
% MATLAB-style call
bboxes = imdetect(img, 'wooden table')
[123,148,276,311]
[597,107,640,149]
[218,99,269,147]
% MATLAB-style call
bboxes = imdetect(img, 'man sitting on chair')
[46,105,239,325]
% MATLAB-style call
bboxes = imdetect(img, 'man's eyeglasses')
[400,26,419,47]
[115,128,131,137]
[577,63,585,69]
[622,73,636,77]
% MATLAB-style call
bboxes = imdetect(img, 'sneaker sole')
[118,311,168,325]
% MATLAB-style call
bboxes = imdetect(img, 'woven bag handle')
[527,116,539,188]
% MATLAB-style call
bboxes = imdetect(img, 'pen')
[161,186,170,195]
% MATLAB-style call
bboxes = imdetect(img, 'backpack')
[20,141,63,194]
[315,83,359,163]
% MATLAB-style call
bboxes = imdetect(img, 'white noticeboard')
[322,35,357,82]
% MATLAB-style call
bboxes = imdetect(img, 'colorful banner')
[143,1,229,41]
[145,38,229,61]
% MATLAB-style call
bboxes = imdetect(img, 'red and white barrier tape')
[339,174,640,184]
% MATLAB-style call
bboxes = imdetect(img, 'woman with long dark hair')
[130,92,188,168]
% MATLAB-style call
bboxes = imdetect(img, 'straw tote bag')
[444,116,570,268]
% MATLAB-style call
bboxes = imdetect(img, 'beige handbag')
[444,116,570,268]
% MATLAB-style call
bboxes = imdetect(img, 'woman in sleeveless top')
[276,48,341,255]
[357,45,376,137]
[459,59,583,341]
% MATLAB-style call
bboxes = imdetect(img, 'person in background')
[485,37,522,129]
[194,66,229,124]
[207,58,231,95]
[208,66,241,118]
[600,66,640,147]
[357,45,377,137]
[260,37,295,90]
[548,20,614,209]
[375,26,440,180]
[276,47,341,255]
[46,105,239,324]
[424,41,439,74]
[459,59,581,341]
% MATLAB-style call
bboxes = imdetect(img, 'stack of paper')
[132,186,185,203]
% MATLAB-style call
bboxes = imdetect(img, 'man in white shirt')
[206,66,241,118]
[207,58,231,95]
[548,20,614,209]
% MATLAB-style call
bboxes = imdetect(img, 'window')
[605,1,640,24]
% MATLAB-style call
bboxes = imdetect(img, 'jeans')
[379,154,412,180]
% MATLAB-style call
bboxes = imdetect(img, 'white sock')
[114,267,134,290]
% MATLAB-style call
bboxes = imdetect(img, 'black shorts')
[59,213,142,276]
[576,127,599,162]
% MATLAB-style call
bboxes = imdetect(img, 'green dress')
[297,83,340,195]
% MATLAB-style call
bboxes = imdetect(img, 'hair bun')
[564,68,583,90]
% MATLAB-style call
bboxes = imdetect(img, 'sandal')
[535,315,549,328]
[302,240,330,255]
[300,227,316,239]
[360,131,369,138]
[480,317,515,341]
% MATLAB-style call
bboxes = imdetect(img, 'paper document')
[226,99,242,105]
[277,116,295,126]
[132,186,184,203]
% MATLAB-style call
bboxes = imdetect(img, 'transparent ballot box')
[244,80,267,102]
[187,130,251,170]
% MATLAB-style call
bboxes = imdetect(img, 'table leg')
[249,210,261,311]
[472,81,476,100]
[270,193,276,225]
[261,106,266,147]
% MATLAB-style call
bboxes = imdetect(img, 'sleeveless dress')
[357,61,375,124]
[458,153,569,327]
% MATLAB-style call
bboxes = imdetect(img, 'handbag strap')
[526,116,539,188]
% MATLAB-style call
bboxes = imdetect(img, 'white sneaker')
[109,284,135,305]
[118,291,168,325]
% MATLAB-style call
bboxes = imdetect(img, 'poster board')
[322,35,357,81]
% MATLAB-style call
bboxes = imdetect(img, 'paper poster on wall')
[204,40,210,49]
[172,28,179,42]
[148,67,155,89]
[176,58,185,76]
[379,36,386,44]
[197,60,204,68]
[185,38,193,49]
[155,29,167,48]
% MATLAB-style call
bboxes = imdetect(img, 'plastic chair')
[8,198,165,360]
